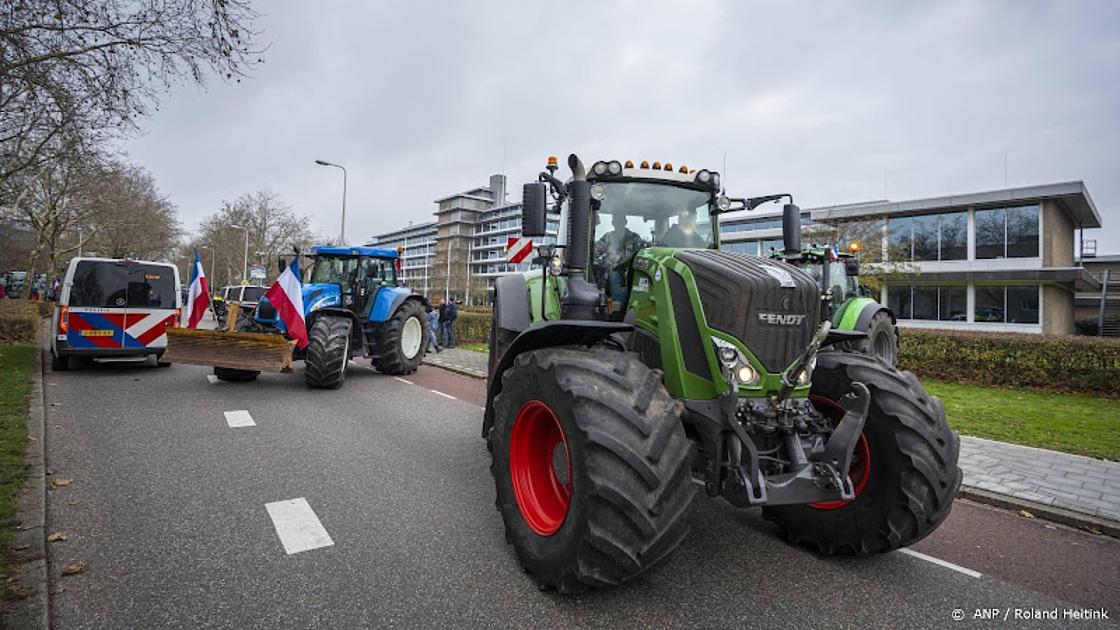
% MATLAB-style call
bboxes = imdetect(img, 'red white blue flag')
[264,255,308,348]
[184,249,210,329]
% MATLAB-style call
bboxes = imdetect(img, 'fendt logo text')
[757,312,806,326]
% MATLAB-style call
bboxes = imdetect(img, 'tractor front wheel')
[763,351,961,554]
[304,315,352,389]
[489,347,696,593]
[372,299,426,375]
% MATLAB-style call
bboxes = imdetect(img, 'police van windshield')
[69,261,176,309]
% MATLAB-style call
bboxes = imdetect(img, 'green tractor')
[769,240,899,365]
[484,155,960,593]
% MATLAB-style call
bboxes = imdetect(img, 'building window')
[890,285,968,321]
[973,285,1039,323]
[721,241,759,256]
[887,211,969,261]
[940,211,967,260]
[975,205,1039,259]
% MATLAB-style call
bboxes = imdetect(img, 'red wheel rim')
[509,400,572,536]
[808,395,871,510]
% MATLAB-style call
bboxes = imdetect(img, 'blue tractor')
[178,245,431,388]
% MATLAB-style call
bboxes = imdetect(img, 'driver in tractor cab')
[661,206,708,248]
[593,211,645,309]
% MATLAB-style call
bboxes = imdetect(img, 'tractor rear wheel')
[372,299,426,375]
[214,366,259,382]
[763,351,961,555]
[304,315,352,389]
[489,347,696,593]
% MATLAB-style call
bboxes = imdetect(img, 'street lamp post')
[314,159,347,244]
[229,223,249,284]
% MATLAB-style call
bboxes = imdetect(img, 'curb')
[6,324,50,629]
[423,359,486,381]
[959,486,1120,539]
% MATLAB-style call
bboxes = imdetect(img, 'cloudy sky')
[121,0,1119,249]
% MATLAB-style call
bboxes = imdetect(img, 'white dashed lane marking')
[265,498,335,555]
[206,375,220,385]
[394,377,413,385]
[431,390,457,400]
[898,548,982,578]
[224,410,255,428]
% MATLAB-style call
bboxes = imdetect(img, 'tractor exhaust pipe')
[560,154,601,320]
[782,202,802,258]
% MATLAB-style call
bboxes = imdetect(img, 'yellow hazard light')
[397,246,405,254]
[652,161,661,169]
[624,160,634,168]
[640,160,649,168]
[664,163,673,171]
[679,165,688,173]
[547,155,558,167]
[848,242,861,252]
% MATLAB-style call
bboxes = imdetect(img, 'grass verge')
[0,343,35,578]
[925,379,1120,461]
[459,343,489,354]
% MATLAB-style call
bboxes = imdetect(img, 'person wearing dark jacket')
[439,298,458,347]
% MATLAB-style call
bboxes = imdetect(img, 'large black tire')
[304,315,352,389]
[372,299,426,375]
[214,366,259,382]
[763,351,961,555]
[844,310,898,366]
[489,347,697,593]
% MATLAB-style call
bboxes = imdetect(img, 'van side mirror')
[522,182,547,237]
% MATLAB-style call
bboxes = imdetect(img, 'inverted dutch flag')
[264,255,308,348]
[184,249,210,329]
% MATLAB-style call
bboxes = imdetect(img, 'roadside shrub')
[900,329,1120,397]
[1074,318,1100,336]
[0,300,42,344]
[454,311,491,345]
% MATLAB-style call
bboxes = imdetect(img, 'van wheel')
[50,353,70,372]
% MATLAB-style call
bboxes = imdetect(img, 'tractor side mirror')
[782,203,802,256]
[522,183,548,237]
[844,257,860,277]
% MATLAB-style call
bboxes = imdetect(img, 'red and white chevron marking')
[506,237,534,263]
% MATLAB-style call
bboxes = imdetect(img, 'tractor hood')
[255,283,341,323]
[674,250,819,372]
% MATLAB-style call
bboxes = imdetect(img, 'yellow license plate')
[80,329,115,337]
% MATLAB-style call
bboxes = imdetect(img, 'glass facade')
[887,211,969,261]
[975,205,1039,259]
[892,284,1038,324]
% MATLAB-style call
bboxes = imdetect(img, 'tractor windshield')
[592,182,715,253]
[310,256,359,286]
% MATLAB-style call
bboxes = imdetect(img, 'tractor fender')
[835,297,893,332]
[368,286,425,323]
[481,320,633,439]
[305,306,359,330]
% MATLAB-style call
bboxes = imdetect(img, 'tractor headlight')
[713,173,720,189]
[797,368,810,385]
[737,364,758,384]
[717,346,738,366]
[716,195,731,212]
[696,170,712,184]
[592,161,608,176]
[590,183,606,201]
[608,160,623,175]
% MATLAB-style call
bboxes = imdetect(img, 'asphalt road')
[41,357,1119,629]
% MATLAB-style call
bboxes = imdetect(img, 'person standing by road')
[426,302,442,354]
[440,297,458,348]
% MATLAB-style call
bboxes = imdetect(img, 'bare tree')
[187,191,316,288]
[0,0,264,187]
[85,162,182,260]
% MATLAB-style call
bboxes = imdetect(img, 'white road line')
[394,377,413,385]
[206,375,220,385]
[265,498,334,555]
[224,410,256,428]
[431,390,457,400]
[898,548,982,579]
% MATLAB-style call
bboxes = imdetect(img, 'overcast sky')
[120,0,1120,251]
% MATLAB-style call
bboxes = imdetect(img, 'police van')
[50,257,181,370]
